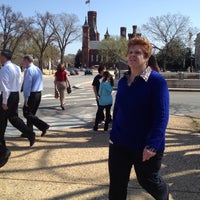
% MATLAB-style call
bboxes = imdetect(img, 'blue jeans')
[108,143,169,200]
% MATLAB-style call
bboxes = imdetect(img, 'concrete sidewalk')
[0,115,200,200]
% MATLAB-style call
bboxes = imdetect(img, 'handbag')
[54,90,59,98]
[67,84,72,94]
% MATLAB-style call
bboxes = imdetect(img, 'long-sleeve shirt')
[98,81,113,106]
[23,63,43,101]
[0,61,21,104]
[110,67,169,152]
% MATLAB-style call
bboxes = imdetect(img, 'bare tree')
[50,13,81,63]
[29,12,55,70]
[0,4,30,54]
[99,36,127,67]
[142,13,194,70]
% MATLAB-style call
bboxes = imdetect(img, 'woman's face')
[127,45,148,71]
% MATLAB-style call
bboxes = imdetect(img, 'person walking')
[54,63,70,110]
[92,65,106,123]
[109,37,169,200]
[148,54,160,72]
[0,50,35,168]
[22,55,50,137]
[93,71,113,132]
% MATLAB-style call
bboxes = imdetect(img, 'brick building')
[81,11,140,68]
[82,11,100,68]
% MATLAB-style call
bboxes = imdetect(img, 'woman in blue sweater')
[109,37,169,200]
[93,71,113,131]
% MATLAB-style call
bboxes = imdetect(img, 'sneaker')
[99,121,105,126]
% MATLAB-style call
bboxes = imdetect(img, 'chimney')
[120,27,126,38]
[132,25,137,37]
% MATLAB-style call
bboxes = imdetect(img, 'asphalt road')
[5,71,200,136]
[41,72,200,115]
[170,91,200,117]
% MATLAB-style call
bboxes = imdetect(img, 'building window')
[91,55,94,62]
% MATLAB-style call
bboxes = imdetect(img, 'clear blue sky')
[1,0,200,54]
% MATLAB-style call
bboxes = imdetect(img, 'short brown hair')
[128,37,152,59]
[57,63,66,71]
[23,55,34,62]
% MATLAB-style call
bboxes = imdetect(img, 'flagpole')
[85,0,90,11]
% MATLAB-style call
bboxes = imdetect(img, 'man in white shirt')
[0,50,35,168]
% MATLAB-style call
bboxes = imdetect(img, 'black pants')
[0,93,34,153]
[23,92,49,132]
[96,99,105,122]
[94,104,112,130]
[108,144,169,200]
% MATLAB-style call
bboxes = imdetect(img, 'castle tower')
[132,25,137,37]
[128,25,141,39]
[82,17,90,67]
[120,27,126,38]
[104,28,110,39]
[88,11,99,41]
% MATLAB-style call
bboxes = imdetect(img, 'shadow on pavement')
[0,116,199,200]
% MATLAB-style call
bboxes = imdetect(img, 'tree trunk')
[39,52,44,72]
[60,49,65,63]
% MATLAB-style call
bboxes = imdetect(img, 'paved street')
[6,72,99,137]
[2,72,200,200]
[5,71,200,137]
[1,107,200,200]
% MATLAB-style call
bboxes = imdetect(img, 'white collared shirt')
[0,61,21,104]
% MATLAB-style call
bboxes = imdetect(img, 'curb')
[168,88,200,92]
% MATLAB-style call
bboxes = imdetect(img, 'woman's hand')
[142,147,156,162]
[24,101,28,107]
[2,104,8,110]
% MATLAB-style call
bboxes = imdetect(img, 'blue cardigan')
[98,81,113,106]
[110,70,169,152]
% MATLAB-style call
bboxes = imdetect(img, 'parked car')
[80,67,86,72]
[85,68,93,75]
[73,67,79,75]
[67,67,79,75]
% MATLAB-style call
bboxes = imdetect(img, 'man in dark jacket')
[92,65,106,131]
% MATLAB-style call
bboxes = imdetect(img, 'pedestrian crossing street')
[6,87,116,136]
[41,87,116,105]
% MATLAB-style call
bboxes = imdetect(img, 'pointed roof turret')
[104,28,110,39]
[83,16,88,26]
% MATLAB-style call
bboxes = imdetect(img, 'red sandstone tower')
[120,27,127,38]
[82,11,99,67]
[82,17,90,67]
